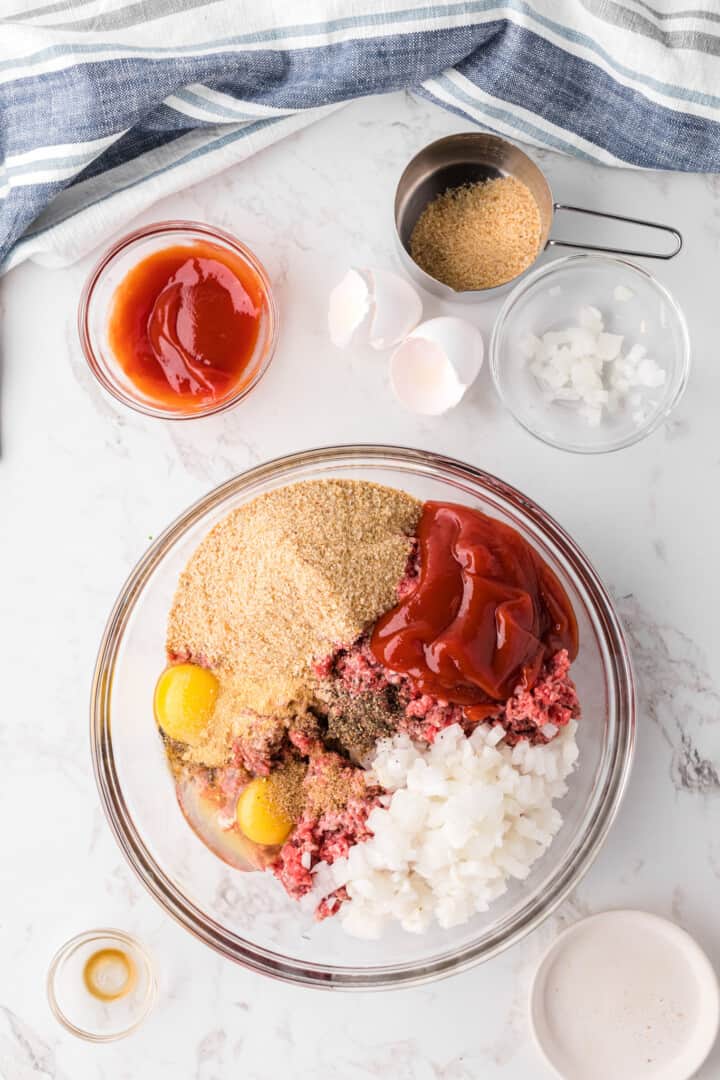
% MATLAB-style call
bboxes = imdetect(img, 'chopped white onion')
[523,305,666,429]
[578,305,603,333]
[330,721,579,938]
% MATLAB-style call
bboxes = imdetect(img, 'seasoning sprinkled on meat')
[315,641,577,748]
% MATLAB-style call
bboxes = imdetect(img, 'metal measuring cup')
[394,134,683,302]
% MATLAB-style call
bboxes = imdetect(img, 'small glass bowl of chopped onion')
[490,254,690,453]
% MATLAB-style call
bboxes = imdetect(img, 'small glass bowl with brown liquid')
[47,929,156,1041]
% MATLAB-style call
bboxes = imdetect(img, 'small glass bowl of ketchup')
[78,221,278,419]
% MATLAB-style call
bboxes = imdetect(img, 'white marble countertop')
[2,91,719,1080]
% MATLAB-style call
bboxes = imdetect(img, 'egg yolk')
[236,777,293,846]
[154,663,218,746]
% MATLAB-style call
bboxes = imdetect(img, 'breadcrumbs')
[167,480,421,764]
[409,176,541,291]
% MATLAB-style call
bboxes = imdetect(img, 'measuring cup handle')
[548,204,683,260]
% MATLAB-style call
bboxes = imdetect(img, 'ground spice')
[409,176,541,291]
[266,756,308,821]
[167,480,420,766]
[316,683,400,761]
[303,753,369,815]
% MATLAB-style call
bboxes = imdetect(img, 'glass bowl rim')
[46,927,157,1042]
[489,252,691,455]
[77,219,279,421]
[90,444,636,990]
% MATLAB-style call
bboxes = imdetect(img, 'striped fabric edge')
[2,105,341,272]
[2,0,719,113]
[0,3,482,74]
[419,22,720,171]
[166,86,303,125]
[418,76,628,167]
[0,131,129,197]
[585,0,720,45]
[2,2,720,270]
[623,0,720,25]
[4,0,443,32]
[3,3,719,194]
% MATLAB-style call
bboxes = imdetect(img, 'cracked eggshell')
[328,267,422,350]
[366,268,423,350]
[328,269,371,348]
[389,316,484,416]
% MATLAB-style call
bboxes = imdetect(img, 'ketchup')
[371,502,578,718]
[107,240,266,412]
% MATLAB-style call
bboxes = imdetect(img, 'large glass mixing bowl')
[91,446,635,989]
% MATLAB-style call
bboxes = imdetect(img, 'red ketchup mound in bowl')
[371,502,578,721]
[108,241,266,412]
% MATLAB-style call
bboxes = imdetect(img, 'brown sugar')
[167,480,421,766]
[409,176,541,291]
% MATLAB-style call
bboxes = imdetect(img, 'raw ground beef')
[315,886,349,920]
[318,640,579,748]
[233,709,324,775]
[231,723,286,776]
[273,796,380,912]
[287,724,321,756]
[316,641,401,695]
[402,694,475,742]
[502,649,579,744]
[270,634,579,914]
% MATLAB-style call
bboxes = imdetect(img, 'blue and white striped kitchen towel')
[2,0,720,272]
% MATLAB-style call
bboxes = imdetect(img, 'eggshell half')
[390,317,484,414]
[367,268,423,350]
[328,269,371,348]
